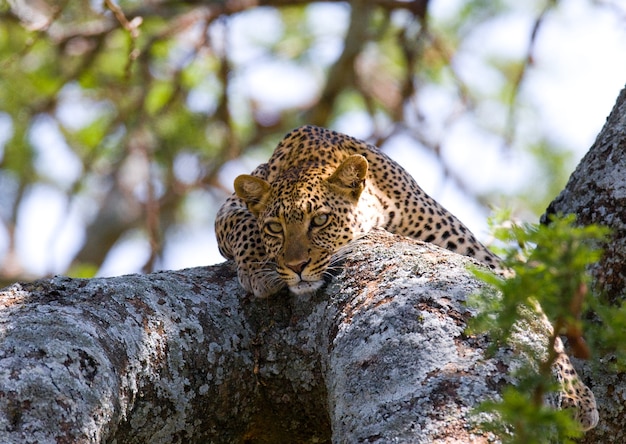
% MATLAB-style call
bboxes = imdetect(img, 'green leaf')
[67,262,99,279]
[146,82,174,116]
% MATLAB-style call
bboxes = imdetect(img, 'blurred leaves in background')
[0,0,624,284]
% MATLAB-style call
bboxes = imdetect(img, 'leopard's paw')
[237,266,286,299]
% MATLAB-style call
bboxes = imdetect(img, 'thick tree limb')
[0,265,261,443]
[542,83,626,443]
[543,85,626,302]
[1,230,558,443]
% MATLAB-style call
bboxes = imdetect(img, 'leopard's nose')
[285,259,309,274]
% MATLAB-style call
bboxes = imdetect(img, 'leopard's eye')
[311,213,329,228]
[265,221,283,235]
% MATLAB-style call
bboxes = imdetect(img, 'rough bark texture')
[1,230,559,444]
[542,83,626,443]
[543,84,626,303]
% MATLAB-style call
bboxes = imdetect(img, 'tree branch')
[304,0,373,126]
[0,230,571,442]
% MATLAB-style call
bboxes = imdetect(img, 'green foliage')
[67,262,99,279]
[468,212,610,443]
[479,386,582,444]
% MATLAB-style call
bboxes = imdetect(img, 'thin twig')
[504,1,557,146]
[104,0,143,79]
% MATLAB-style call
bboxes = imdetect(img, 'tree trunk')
[1,229,551,443]
[542,83,626,443]
[543,85,626,303]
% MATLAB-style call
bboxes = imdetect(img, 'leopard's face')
[258,173,360,295]
[233,155,368,295]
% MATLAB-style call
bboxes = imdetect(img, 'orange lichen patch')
[339,261,396,325]
[0,285,29,309]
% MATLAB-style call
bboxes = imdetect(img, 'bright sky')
[4,0,626,277]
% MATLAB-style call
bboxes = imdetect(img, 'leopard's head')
[234,155,368,295]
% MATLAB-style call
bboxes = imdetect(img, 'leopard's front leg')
[215,195,286,298]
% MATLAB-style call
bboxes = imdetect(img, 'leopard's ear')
[234,175,271,217]
[327,155,368,200]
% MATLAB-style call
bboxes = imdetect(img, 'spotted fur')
[553,352,599,431]
[216,125,499,298]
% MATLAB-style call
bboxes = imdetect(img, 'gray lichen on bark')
[0,229,566,443]
[543,85,626,302]
[0,267,260,443]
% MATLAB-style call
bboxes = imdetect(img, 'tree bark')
[543,84,626,303]
[542,83,626,443]
[1,229,556,443]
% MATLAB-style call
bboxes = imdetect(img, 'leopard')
[215,125,598,431]
[216,125,500,297]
